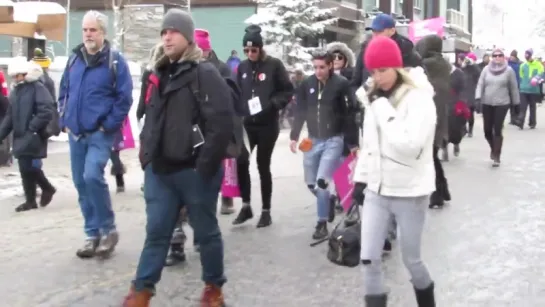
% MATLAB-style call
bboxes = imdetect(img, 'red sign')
[408,17,446,43]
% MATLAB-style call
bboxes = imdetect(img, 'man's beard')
[84,41,98,52]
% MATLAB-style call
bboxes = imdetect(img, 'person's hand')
[514,104,520,116]
[289,140,297,153]
[350,147,359,156]
[99,126,105,132]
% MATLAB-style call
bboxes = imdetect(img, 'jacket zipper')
[317,81,321,138]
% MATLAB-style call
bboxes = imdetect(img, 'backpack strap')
[109,49,119,88]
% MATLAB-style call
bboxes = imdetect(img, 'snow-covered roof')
[14,2,66,23]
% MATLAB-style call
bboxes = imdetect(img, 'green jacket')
[519,60,544,94]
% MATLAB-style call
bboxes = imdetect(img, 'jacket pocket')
[14,132,42,156]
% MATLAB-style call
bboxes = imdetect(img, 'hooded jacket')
[0,61,53,159]
[326,41,355,80]
[462,63,481,107]
[507,58,521,86]
[139,43,234,178]
[353,67,436,197]
[415,35,451,147]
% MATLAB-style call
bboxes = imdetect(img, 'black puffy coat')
[0,69,53,159]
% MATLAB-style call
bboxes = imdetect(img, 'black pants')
[467,106,475,132]
[432,146,446,189]
[518,93,540,127]
[482,104,509,148]
[237,123,280,210]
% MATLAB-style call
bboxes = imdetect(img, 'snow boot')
[365,294,387,307]
[414,282,435,307]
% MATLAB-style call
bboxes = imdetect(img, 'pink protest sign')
[408,17,445,43]
[333,155,357,212]
[221,158,240,197]
[115,117,135,151]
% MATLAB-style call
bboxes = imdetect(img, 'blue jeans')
[69,130,116,238]
[303,136,343,221]
[133,164,225,292]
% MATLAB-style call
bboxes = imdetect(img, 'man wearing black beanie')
[232,25,294,228]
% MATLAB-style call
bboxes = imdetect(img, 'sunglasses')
[244,48,259,54]
[333,53,345,61]
[492,54,504,58]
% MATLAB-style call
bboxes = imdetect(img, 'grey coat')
[475,65,520,106]
[415,35,451,147]
[0,71,53,159]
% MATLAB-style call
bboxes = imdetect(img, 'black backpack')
[326,200,361,268]
[190,63,243,158]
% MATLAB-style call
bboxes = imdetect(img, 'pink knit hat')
[465,52,477,62]
[194,29,211,51]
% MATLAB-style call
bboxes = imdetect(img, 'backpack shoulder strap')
[109,49,120,88]
[190,63,202,102]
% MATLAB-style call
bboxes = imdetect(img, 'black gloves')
[513,104,520,116]
[352,182,367,205]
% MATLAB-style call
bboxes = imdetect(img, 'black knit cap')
[243,25,263,48]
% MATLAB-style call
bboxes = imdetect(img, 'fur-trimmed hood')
[8,60,43,84]
[147,42,204,70]
[326,41,356,68]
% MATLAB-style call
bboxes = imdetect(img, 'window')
[414,0,423,9]
[446,0,460,11]
[362,0,379,12]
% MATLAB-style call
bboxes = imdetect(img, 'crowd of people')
[0,7,540,307]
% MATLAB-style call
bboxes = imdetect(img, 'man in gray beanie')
[123,7,234,307]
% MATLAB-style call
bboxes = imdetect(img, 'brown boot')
[122,287,153,307]
[492,136,503,167]
[200,284,225,307]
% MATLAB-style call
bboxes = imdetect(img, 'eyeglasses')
[333,53,345,61]
[492,54,504,58]
[244,48,259,54]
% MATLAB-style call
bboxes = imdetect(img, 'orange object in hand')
[298,138,313,152]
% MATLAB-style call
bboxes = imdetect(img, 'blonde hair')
[367,68,416,94]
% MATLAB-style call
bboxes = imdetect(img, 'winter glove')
[513,104,520,116]
[352,182,367,205]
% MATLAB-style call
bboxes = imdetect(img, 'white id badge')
[248,96,262,115]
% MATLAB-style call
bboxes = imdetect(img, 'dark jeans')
[133,164,225,292]
[482,104,509,148]
[518,93,540,127]
[237,123,279,209]
[432,146,446,189]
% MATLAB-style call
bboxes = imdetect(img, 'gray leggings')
[360,190,432,295]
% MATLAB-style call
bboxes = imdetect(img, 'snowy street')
[1,111,545,306]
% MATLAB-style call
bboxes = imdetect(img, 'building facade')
[361,0,472,53]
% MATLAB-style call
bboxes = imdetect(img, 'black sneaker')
[165,244,186,266]
[95,230,119,257]
[76,237,99,258]
[382,239,392,255]
[232,206,253,225]
[428,191,444,209]
[15,202,38,212]
[256,211,272,228]
[312,221,328,240]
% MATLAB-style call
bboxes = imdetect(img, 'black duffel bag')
[327,200,361,267]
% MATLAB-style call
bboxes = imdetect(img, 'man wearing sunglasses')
[352,13,421,91]
[232,24,294,228]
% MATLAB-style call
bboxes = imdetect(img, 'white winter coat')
[353,68,437,197]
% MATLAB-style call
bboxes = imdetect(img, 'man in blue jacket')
[58,10,133,259]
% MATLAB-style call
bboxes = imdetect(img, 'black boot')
[439,180,451,201]
[35,169,56,207]
[232,205,253,225]
[365,294,387,307]
[15,172,38,212]
[492,136,503,167]
[428,191,444,209]
[414,282,435,307]
[256,210,272,228]
[165,243,186,266]
[115,174,125,193]
[382,239,392,255]
[312,221,328,240]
